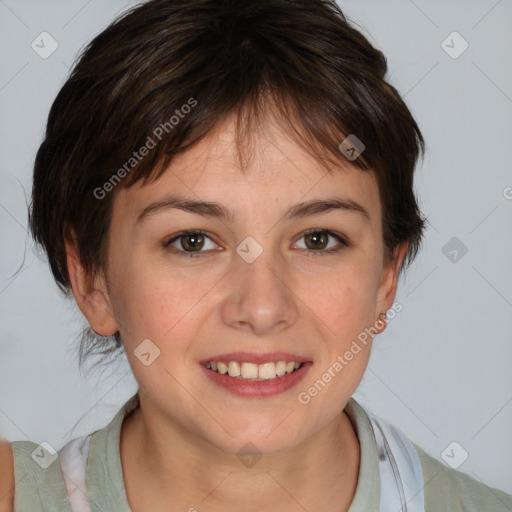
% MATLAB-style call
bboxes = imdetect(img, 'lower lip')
[200,362,313,397]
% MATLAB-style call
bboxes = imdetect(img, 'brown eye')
[295,229,349,256]
[304,231,329,250]
[163,230,218,258]
[180,232,205,251]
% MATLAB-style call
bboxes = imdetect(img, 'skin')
[66,111,407,512]
[0,440,14,512]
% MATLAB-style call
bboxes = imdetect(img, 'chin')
[215,435,299,459]
[205,417,305,457]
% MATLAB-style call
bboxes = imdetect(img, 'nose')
[220,245,299,336]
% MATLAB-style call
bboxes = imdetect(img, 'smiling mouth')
[202,361,304,381]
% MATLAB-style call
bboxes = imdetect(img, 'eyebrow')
[136,195,371,224]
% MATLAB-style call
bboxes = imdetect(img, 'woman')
[1,0,511,510]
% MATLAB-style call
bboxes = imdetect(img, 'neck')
[120,396,360,512]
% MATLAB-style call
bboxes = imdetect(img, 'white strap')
[366,412,426,512]
[59,434,93,512]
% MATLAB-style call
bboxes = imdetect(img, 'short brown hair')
[29,0,426,367]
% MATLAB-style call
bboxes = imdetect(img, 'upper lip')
[200,352,312,365]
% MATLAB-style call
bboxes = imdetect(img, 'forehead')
[113,114,381,224]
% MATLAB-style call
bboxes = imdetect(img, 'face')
[74,113,403,456]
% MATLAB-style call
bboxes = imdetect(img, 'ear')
[373,242,408,332]
[65,231,119,337]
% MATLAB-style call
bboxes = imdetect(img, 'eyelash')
[162,229,350,259]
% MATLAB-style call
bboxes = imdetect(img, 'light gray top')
[11,393,512,511]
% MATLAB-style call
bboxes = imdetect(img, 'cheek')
[308,265,379,342]
[298,275,375,414]
[114,270,203,395]
[112,259,219,349]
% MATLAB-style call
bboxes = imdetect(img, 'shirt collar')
[87,393,380,512]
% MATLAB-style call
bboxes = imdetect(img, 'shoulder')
[412,441,512,512]
[7,439,72,511]
[0,439,14,512]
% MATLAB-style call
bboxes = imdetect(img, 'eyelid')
[296,228,349,246]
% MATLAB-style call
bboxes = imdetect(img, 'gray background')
[1,0,511,496]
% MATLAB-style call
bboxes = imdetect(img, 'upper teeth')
[206,361,302,380]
